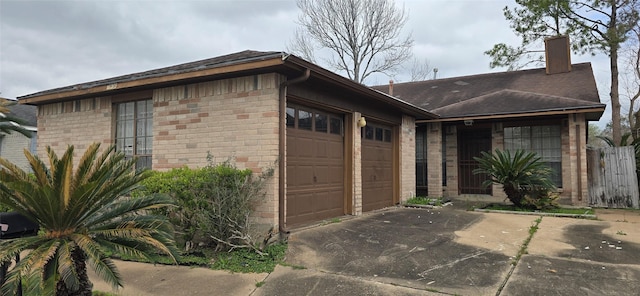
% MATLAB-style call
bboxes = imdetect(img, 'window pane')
[364,126,374,139]
[298,109,312,130]
[375,127,383,141]
[146,118,153,136]
[137,119,146,137]
[145,136,153,154]
[286,107,295,127]
[315,113,327,133]
[124,138,134,156]
[329,117,342,135]
[124,120,134,137]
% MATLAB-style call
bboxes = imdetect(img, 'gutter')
[416,106,606,123]
[277,68,311,236]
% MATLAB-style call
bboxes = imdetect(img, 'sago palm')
[473,149,555,208]
[0,143,179,295]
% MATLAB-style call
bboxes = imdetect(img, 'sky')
[0,0,616,126]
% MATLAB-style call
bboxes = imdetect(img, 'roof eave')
[284,56,438,120]
[418,106,606,123]
[19,54,289,105]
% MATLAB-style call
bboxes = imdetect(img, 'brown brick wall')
[37,97,112,157]
[37,74,282,226]
[153,74,281,225]
[399,115,416,202]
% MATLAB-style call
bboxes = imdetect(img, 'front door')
[458,129,492,195]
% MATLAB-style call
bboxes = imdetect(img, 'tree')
[407,57,434,81]
[624,24,640,138]
[473,149,556,209]
[486,0,640,144]
[0,143,179,295]
[288,0,413,84]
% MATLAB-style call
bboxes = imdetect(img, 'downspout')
[278,68,311,236]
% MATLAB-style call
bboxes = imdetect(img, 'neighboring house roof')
[372,63,605,121]
[18,50,437,120]
[0,98,37,132]
[7,103,37,128]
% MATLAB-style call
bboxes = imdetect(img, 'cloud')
[0,0,615,127]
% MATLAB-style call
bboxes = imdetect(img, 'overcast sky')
[0,0,614,126]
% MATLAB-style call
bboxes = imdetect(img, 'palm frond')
[56,242,81,292]
[0,143,178,294]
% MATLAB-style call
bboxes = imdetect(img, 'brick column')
[399,115,416,202]
[426,122,443,197]
[352,112,363,215]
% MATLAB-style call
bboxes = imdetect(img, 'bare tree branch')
[407,58,432,81]
[289,0,413,84]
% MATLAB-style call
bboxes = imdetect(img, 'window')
[329,117,342,135]
[315,113,328,133]
[115,99,153,170]
[286,104,343,135]
[504,125,562,187]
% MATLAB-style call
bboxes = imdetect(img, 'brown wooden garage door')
[362,123,394,212]
[286,104,345,226]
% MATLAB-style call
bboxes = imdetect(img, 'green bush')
[133,155,274,253]
[473,149,557,209]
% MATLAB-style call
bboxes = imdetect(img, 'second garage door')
[362,123,394,212]
[286,104,345,226]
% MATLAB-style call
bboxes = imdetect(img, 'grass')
[483,204,595,215]
[512,217,542,265]
[109,242,288,273]
[405,196,444,206]
[210,243,287,273]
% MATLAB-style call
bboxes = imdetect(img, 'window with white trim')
[115,99,153,170]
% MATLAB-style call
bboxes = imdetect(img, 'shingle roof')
[372,63,604,120]
[20,50,283,99]
[7,103,37,127]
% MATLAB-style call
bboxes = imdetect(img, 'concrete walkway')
[90,207,640,296]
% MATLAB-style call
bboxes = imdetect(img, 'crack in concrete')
[495,216,543,296]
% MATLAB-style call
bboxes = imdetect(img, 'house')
[373,36,605,206]
[18,36,605,231]
[0,99,37,171]
[17,51,436,230]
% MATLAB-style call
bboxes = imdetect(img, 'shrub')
[133,154,274,253]
[473,149,556,209]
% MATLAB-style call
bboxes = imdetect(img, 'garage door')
[362,123,394,212]
[286,104,345,226]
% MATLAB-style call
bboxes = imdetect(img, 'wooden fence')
[587,146,639,208]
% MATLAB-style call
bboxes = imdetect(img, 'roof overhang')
[19,53,289,105]
[417,105,606,123]
[18,52,437,120]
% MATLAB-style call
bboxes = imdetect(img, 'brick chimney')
[544,35,572,74]
[389,80,394,96]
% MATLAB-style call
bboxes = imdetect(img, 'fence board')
[587,146,639,208]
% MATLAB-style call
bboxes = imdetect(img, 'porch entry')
[458,128,492,195]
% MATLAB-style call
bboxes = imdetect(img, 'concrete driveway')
[256,207,640,296]
[91,206,640,296]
